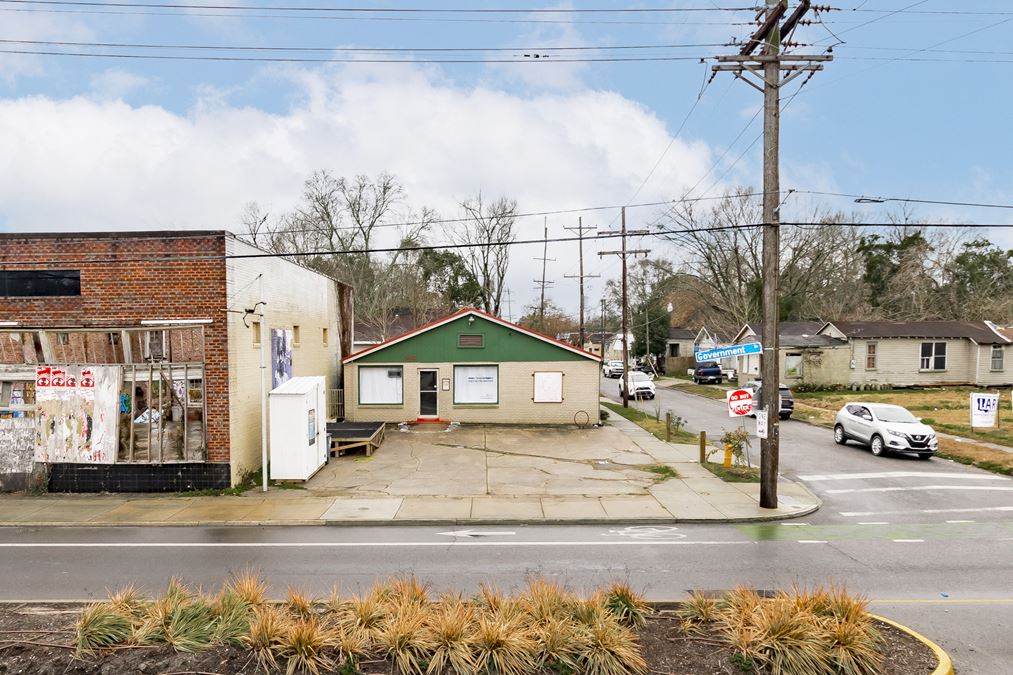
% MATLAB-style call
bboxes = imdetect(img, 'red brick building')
[0,231,351,492]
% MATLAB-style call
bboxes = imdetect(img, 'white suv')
[620,371,656,400]
[602,360,625,378]
[834,403,938,459]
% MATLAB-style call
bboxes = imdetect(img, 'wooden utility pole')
[533,216,554,331]
[564,217,600,348]
[712,0,830,508]
[598,206,649,408]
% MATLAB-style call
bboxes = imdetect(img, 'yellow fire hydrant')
[723,444,733,469]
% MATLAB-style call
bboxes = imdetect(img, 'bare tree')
[446,193,517,316]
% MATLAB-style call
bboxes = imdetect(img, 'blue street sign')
[695,342,763,363]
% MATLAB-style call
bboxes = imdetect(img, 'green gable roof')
[345,311,599,364]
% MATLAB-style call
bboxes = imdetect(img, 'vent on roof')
[459,334,484,348]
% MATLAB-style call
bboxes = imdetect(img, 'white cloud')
[0,64,714,307]
[88,69,152,100]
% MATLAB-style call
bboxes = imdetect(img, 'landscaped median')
[0,575,950,674]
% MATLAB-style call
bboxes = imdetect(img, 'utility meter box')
[269,376,327,481]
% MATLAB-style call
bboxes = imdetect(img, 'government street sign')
[694,342,762,363]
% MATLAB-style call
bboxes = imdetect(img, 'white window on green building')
[358,366,403,405]
[454,365,498,404]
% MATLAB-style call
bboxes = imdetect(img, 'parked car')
[693,361,723,384]
[620,371,656,400]
[602,360,625,378]
[834,403,938,459]
[744,380,794,420]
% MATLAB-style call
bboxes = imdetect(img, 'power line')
[790,190,1013,211]
[0,48,715,64]
[0,1,758,13]
[0,37,733,53]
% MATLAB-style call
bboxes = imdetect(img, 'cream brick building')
[343,309,601,425]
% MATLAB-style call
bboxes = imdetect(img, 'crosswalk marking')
[826,485,1013,495]
[799,471,1008,482]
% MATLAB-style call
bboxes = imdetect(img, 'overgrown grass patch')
[639,464,680,482]
[702,462,760,483]
[601,401,696,444]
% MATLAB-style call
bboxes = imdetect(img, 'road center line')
[840,506,1013,517]
[892,539,925,543]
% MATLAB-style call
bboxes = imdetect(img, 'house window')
[322,327,329,347]
[458,334,484,348]
[358,366,403,405]
[293,325,301,346]
[866,342,877,370]
[991,344,1005,371]
[0,270,81,297]
[454,365,498,404]
[533,371,563,403]
[669,344,680,358]
[56,332,70,346]
[252,321,261,347]
[785,353,803,378]
[143,330,167,361]
[920,342,946,371]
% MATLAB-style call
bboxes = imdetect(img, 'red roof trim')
[343,308,602,363]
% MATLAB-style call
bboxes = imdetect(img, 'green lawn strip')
[672,383,728,401]
[702,462,759,483]
[602,401,696,443]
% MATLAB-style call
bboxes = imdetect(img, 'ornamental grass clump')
[211,589,254,647]
[280,617,336,675]
[285,586,318,619]
[532,615,588,673]
[715,585,884,675]
[245,606,290,672]
[229,570,268,607]
[472,613,538,675]
[346,590,387,645]
[580,617,649,675]
[522,577,574,626]
[163,596,218,653]
[603,581,651,627]
[677,591,720,633]
[73,603,133,656]
[374,605,436,675]
[425,600,477,675]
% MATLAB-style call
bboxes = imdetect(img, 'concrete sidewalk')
[0,411,819,527]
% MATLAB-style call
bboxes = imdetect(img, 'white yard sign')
[970,392,1000,428]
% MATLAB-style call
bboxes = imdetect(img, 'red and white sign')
[726,389,754,417]
[50,368,67,388]
[79,368,95,388]
[36,366,52,388]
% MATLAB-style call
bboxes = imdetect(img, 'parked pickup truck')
[602,360,625,378]
[693,361,724,384]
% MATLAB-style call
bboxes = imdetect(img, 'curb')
[868,614,955,675]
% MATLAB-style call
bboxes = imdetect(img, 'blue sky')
[1,1,1011,311]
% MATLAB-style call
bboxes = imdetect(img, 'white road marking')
[779,522,809,526]
[840,506,1013,517]
[893,539,925,543]
[826,485,1013,495]
[946,520,975,524]
[797,540,828,544]
[800,471,1008,482]
[0,540,752,549]
[437,530,516,538]
[858,522,889,525]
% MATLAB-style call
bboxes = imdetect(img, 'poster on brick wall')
[271,328,293,390]
[35,365,119,464]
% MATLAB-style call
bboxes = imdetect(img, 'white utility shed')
[268,376,327,481]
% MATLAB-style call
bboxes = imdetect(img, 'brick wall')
[0,232,231,463]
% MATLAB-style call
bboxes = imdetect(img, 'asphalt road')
[0,379,1010,672]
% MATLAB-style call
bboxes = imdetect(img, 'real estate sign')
[970,392,1000,428]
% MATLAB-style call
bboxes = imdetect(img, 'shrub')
[346,591,386,644]
[164,598,217,653]
[599,408,610,422]
[388,575,431,610]
[532,616,587,673]
[719,429,752,465]
[677,592,720,632]
[523,577,574,625]
[74,603,132,656]
[211,589,254,647]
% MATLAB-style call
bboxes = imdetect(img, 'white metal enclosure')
[268,376,327,481]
